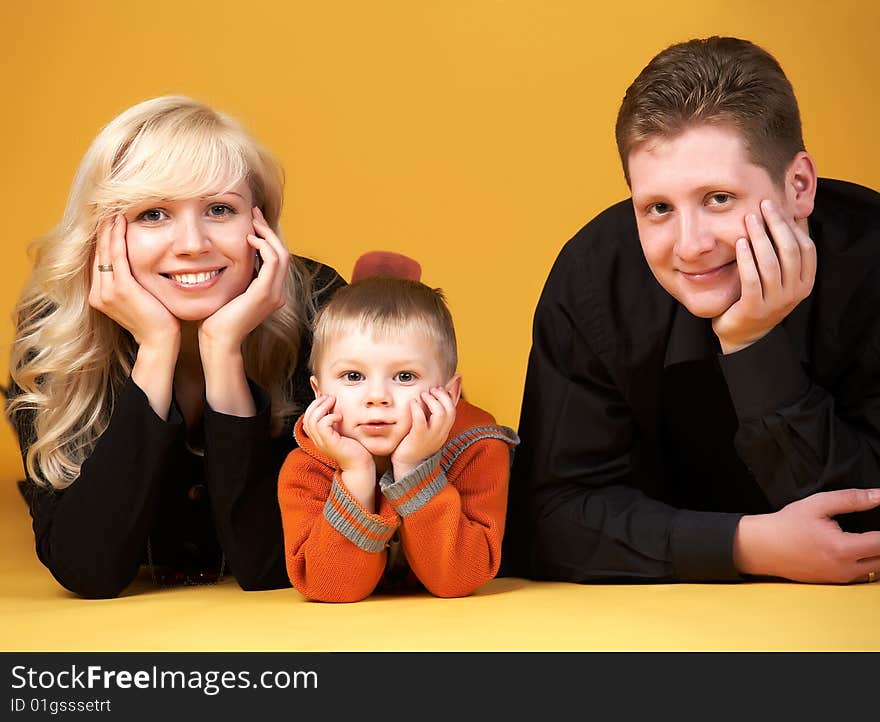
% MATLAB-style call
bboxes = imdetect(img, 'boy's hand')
[712,199,816,354]
[391,387,457,479]
[302,394,377,511]
[302,395,374,472]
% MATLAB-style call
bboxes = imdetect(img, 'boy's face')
[310,327,457,461]
[628,123,798,319]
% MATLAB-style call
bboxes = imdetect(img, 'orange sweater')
[278,399,518,602]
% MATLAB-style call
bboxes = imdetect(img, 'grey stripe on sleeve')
[323,477,397,553]
[379,425,519,517]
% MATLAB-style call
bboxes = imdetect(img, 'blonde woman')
[5,96,344,597]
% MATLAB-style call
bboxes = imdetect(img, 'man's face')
[628,124,796,319]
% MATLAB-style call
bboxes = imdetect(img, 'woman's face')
[123,179,257,321]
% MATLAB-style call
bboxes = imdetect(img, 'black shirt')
[10,259,345,598]
[502,179,880,582]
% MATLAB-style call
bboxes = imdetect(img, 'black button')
[188,484,207,502]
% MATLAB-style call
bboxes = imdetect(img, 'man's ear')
[309,375,321,398]
[785,151,817,221]
[445,374,462,406]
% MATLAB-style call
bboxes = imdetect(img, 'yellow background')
[1,1,879,649]
[3,1,879,473]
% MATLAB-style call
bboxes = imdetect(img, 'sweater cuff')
[718,326,811,420]
[671,510,743,581]
[323,476,398,553]
[379,451,447,517]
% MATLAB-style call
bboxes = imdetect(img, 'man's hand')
[733,488,880,583]
[391,387,457,479]
[712,199,816,354]
[302,394,377,511]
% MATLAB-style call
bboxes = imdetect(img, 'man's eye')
[395,372,415,383]
[647,203,671,216]
[707,193,732,206]
[136,208,166,222]
[344,372,363,382]
[208,203,234,217]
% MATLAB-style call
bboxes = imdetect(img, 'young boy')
[278,277,518,602]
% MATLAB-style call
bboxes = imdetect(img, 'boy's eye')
[343,371,364,382]
[135,208,167,223]
[207,203,235,217]
[394,372,415,383]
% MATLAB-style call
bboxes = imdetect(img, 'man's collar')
[663,304,718,367]
[664,295,813,368]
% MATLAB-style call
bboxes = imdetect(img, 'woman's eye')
[344,372,364,382]
[136,208,166,223]
[395,372,415,383]
[707,193,732,206]
[207,204,234,217]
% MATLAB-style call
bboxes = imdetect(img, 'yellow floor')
[2,477,878,652]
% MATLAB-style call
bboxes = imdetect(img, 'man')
[503,36,880,584]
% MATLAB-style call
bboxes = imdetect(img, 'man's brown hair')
[615,36,805,186]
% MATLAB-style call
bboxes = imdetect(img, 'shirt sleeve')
[719,322,880,532]
[505,246,743,583]
[16,376,183,598]
[380,434,512,598]
[277,447,399,602]
[202,381,297,590]
[202,261,348,591]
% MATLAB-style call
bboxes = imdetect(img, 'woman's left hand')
[199,206,290,354]
[198,207,289,417]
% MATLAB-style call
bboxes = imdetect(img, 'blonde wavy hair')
[8,95,317,489]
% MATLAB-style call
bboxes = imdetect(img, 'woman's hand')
[198,207,290,417]
[88,215,180,418]
[88,215,180,349]
[198,207,290,355]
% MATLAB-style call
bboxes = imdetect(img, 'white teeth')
[169,270,220,285]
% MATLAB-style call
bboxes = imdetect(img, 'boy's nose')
[364,382,391,406]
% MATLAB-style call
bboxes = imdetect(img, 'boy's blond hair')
[310,277,458,379]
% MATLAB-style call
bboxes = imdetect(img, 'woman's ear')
[785,151,817,221]
[309,375,321,398]
[445,374,462,406]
